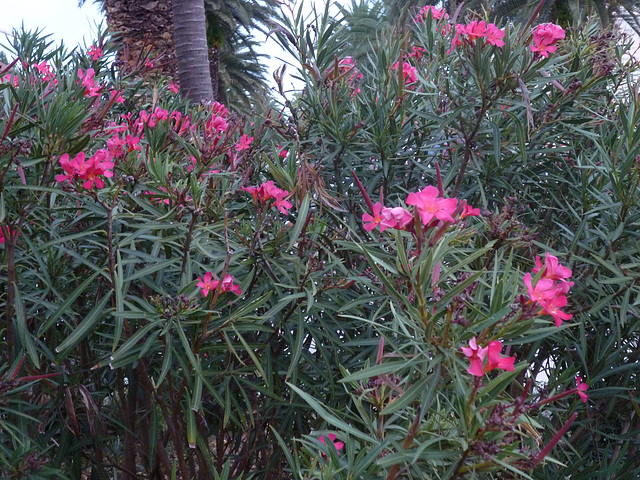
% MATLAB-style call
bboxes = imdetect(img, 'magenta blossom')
[242,181,292,214]
[406,186,458,226]
[462,338,515,376]
[576,376,589,403]
[197,272,242,297]
[533,253,572,281]
[416,5,448,22]
[380,206,413,231]
[88,45,103,61]
[235,134,253,152]
[362,202,384,232]
[319,433,344,454]
[524,253,573,327]
[483,341,515,374]
[392,61,418,84]
[461,337,488,377]
[530,23,565,58]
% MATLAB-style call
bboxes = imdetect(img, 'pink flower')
[532,253,572,282]
[485,24,506,47]
[325,57,364,85]
[55,152,83,184]
[197,272,242,296]
[576,376,589,403]
[109,89,125,103]
[55,150,114,190]
[530,23,565,58]
[88,45,103,61]
[79,150,114,189]
[242,181,292,214]
[538,295,573,327]
[242,185,260,203]
[483,341,515,374]
[214,275,242,295]
[408,46,427,60]
[416,5,448,22]
[34,61,53,78]
[362,202,384,232]
[78,68,101,97]
[406,186,458,226]
[380,206,413,231]
[449,21,505,53]
[1,74,19,87]
[206,115,228,134]
[107,134,127,157]
[277,145,288,158]
[524,253,573,326]
[125,135,141,152]
[169,81,179,94]
[448,24,467,53]
[197,272,215,296]
[319,433,344,454]
[392,61,418,84]
[187,156,197,172]
[235,134,253,152]
[139,110,156,128]
[461,337,488,377]
[144,58,155,68]
[459,202,480,219]
[464,20,488,43]
[462,338,515,376]
[210,102,229,118]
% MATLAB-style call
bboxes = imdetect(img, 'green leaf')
[287,382,375,442]
[55,293,112,357]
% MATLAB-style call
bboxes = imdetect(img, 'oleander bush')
[0,3,639,479]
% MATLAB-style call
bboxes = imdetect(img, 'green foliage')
[0,4,639,480]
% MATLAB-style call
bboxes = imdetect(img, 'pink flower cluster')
[197,272,242,297]
[55,150,115,190]
[242,181,292,214]
[235,134,253,152]
[33,61,57,86]
[139,107,170,128]
[325,56,364,84]
[524,253,573,327]
[107,133,141,158]
[88,45,103,61]
[450,20,505,52]
[363,186,479,233]
[530,23,565,58]
[324,57,364,94]
[392,61,418,85]
[319,433,344,455]
[78,68,101,97]
[461,337,515,377]
[576,376,588,403]
[204,102,229,139]
[0,74,19,87]
[415,5,448,22]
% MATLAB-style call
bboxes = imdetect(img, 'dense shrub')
[0,3,639,479]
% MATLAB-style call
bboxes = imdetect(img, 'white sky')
[0,0,313,92]
[0,0,104,51]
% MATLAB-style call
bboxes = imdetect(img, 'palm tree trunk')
[103,0,176,75]
[208,45,222,102]
[172,0,214,104]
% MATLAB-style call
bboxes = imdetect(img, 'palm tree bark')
[172,0,214,104]
[103,0,176,75]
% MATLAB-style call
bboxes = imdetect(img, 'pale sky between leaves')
[0,0,322,92]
